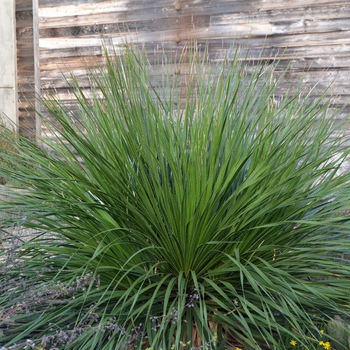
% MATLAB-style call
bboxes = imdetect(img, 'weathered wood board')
[16,0,36,138]
[1,0,18,130]
[15,0,350,136]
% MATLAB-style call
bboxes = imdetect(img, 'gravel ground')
[0,185,37,253]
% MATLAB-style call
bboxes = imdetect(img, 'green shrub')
[1,45,350,350]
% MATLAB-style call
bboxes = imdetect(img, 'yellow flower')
[319,341,325,345]
[290,340,297,346]
[235,348,243,350]
[320,329,325,334]
[323,341,331,350]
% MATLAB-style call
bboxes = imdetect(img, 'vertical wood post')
[0,0,18,131]
[32,0,41,137]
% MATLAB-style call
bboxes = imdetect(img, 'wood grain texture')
[15,0,350,137]
[33,0,42,136]
[16,0,36,138]
[1,0,18,129]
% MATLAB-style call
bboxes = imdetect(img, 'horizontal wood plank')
[13,0,350,138]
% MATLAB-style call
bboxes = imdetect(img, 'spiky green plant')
[1,45,350,350]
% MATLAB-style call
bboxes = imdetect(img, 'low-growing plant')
[1,44,350,349]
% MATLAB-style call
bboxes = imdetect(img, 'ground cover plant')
[1,45,350,349]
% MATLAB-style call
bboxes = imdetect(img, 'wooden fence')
[0,0,18,131]
[14,0,350,138]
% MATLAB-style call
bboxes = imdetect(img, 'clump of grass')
[1,45,350,349]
